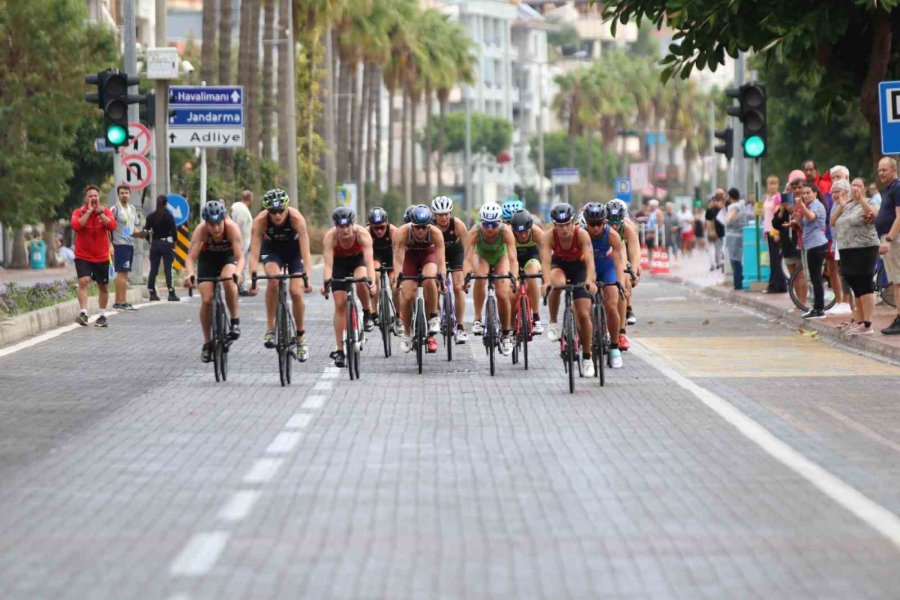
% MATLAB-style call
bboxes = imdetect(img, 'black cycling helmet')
[606,199,628,223]
[403,205,416,224]
[510,210,533,233]
[410,204,433,226]
[368,206,388,225]
[550,202,575,224]
[332,206,355,226]
[582,202,607,223]
[262,188,289,211]
[201,200,226,224]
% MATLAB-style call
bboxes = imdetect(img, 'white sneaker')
[826,302,852,315]
[499,334,513,356]
[532,319,544,335]
[472,320,484,335]
[428,316,440,335]
[455,329,468,344]
[547,322,561,342]
[583,359,595,378]
[401,335,413,353]
[610,348,623,368]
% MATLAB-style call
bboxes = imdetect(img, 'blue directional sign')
[168,86,243,106]
[169,108,243,128]
[879,81,900,154]
[166,193,190,227]
[615,177,632,203]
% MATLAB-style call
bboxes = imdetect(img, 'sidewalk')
[650,250,900,364]
[0,265,76,285]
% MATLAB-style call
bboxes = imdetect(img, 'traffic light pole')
[122,0,145,284]
[153,0,170,201]
[733,53,746,193]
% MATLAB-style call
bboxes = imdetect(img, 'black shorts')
[551,259,591,300]
[445,243,464,270]
[331,254,365,292]
[839,246,879,297]
[373,246,393,269]
[75,258,109,285]
[261,241,304,274]
[516,246,540,269]
[197,252,237,280]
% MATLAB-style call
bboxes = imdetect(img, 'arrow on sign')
[168,205,184,220]
[231,90,241,103]
[169,133,176,144]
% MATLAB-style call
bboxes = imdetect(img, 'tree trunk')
[861,9,893,167]
[357,65,368,217]
[246,0,262,159]
[424,88,433,197]
[261,0,275,161]
[349,64,359,184]
[9,229,28,270]
[410,95,418,201]
[218,0,236,181]
[567,134,575,168]
[586,129,594,201]
[336,59,350,182]
[401,90,409,203]
[386,84,395,190]
[201,0,217,86]
[42,220,60,268]
[277,0,290,171]
[366,64,378,191]
[437,95,446,191]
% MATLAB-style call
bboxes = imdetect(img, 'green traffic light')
[106,124,127,146]
[743,135,765,158]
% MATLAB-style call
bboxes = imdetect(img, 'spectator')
[831,178,879,334]
[773,172,805,299]
[662,201,680,263]
[804,159,832,194]
[645,199,663,264]
[144,195,179,302]
[110,185,144,311]
[825,165,850,314]
[693,206,706,252]
[868,182,882,211]
[762,175,786,293]
[231,190,254,295]
[724,187,749,290]
[71,185,115,327]
[705,192,725,271]
[55,236,75,267]
[797,182,828,318]
[678,203,695,255]
[875,156,900,334]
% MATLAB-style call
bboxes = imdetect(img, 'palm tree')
[435,21,473,192]
[261,0,275,160]
[201,0,217,86]
[382,0,419,192]
[247,0,262,158]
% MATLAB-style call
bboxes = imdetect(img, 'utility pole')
[708,100,716,197]
[154,0,169,200]
[122,0,144,283]
[537,63,545,209]
[324,26,337,215]
[285,2,299,211]
[732,52,746,193]
[464,87,473,214]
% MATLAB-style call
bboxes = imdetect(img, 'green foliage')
[532,132,620,204]
[546,18,579,50]
[422,112,512,157]
[380,189,407,224]
[0,278,96,318]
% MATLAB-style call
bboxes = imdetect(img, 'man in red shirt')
[71,184,116,327]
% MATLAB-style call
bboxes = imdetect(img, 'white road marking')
[166,594,191,600]
[216,490,260,522]
[650,296,687,302]
[169,531,230,576]
[284,413,312,429]
[314,380,333,390]
[0,323,80,358]
[323,366,340,375]
[302,395,325,409]
[265,431,303,455]
[320,370,339,379]
[631,340,900,552]
[242,458,283,484]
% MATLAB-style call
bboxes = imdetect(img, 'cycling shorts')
[402,247,437,278]
[197,252,237,280]
[551,259,591,300]
[445,244,464,270]
[331,254,365,293]
[516,246,540,269]
[261,241,304,274]
[373,245,393,269]
[594,258,617,286]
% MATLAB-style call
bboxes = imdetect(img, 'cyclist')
[431,195,470,343]
[501,198,524,224]
[368,206,401,335]
[402,205,419,224]
[184,201,245,363]
[607,199,641,347]
[539,202,597,377]
[462,202,519,355]
[510,210,545,334]
[321,207,376,367]
[247,188,314,361]
[583,202,626,368]
[393,204,446,354]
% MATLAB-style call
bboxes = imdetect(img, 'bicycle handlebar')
[250,271,309,291]
[395,273,445,292]
[542,281,590,306]
[188,273,238,297]
[323,276,373,300]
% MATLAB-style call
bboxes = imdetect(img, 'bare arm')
[610,228,625,286]
[358,228,377,294]
[462,227,478,278]
[431,225,446,277]
[248,213,265,276]
[322,229,335,286]
[579,229,596,287]
[392,225,408,280]
[184,223,206,282]
[229,222,245,280]
[503,227,519,276]
[294,209,313,277]
[540,229,553,289]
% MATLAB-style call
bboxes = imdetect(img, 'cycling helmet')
[550,202,574,224]
[410,204,433,226]
[606,199,628,223]
[368,206,388,225]
[431,195,453,214]
[479,201,502,222]
[582,202,607,222]
[501,199,524,220]
[577,211,587,228]
[509,210,533,233]
[262,188,289,210]
[403,205,416,224]
[332,206,355,226]
[201,200,226,224]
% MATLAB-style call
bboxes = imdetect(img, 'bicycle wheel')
[347,301,357,380]
[565,310,576,394]
[213,300,224,382]
[276,302,287,386]
[878,263,896,307]
[443,288,453,362]
[379,289,392,357]
[597,303,606,385]
[415,299,425,374]
[486,295,497,376]
[788,268,808,310]
[520,295,530,370]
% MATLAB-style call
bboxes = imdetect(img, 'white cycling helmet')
[479,201,502,222]
[431,195,453,214]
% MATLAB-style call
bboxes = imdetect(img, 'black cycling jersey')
[264,212,298,243]
[440,217,460,247]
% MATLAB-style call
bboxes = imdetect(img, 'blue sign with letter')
[169,108,243,128]
[166,193,190,227]
[879,81,900,154]
[615,177,632,203]
[169,86,243,106]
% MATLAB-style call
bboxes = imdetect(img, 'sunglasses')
[586,220,604,227]
[269,208,285,215]
[481,221,500,229]
[413,224,428,230]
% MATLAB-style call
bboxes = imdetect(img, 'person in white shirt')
[231,190,254,294]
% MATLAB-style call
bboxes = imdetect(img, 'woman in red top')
[71,185,116,327]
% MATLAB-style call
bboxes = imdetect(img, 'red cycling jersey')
[552,227,583,262]
[334,226,363,257]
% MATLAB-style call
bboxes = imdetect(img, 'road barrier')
[173,225,190,271]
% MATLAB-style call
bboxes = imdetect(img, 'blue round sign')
[166,193,190,227]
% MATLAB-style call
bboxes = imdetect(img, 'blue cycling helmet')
[582,202,607,222]
[410,204,433,226]
[403,205,416,224]
[368,206,388,225]
[202,200,226,224]
[501,199,524,220]
[550,203,574,224]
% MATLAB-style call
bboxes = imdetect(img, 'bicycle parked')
[252,266,308,387]
[789,248,837,312]
[375,265,398,357]
[543,282,590,394]
[440,268,462,362]
[397,272,444,374]
[324,276,371,380]
[875,257,897,307]
[189,273,238,382]
[512,271,543,370]
[465,272,515,376]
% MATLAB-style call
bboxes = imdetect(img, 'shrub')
[0,279,93,318]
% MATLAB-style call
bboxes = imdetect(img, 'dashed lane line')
[216,490,261,523]
[169,531,230,576]
[302,395,325,409]
[265,431,303,455]
[242,457,283,485]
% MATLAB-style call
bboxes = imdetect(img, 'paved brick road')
[0,271,898,599]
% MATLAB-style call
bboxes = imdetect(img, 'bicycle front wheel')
[878,263,896,307]
[520,295,530,370]
[379,289,393,357]
[213,300,225,382]
[788,268,809,311]
[443,289,453,362]
[415,300,426,374]
[486,296,497,376]
[347,301,358,380]
[565,311,576,394]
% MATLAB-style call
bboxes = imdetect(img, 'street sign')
[126,122,152,156]
[629,162,649,192]
[166,193,190,227]
[167,128,245,148]
[879,81,900,154]
[614,177,631,203]
[146,47,179,79]
[168,108,243,127]
[94,138,114,153]
[120,154,152,191]
[168,86,243,106]
[551,167,580,185]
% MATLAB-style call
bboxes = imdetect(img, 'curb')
[0,288,144,348]
[655,272,900,365]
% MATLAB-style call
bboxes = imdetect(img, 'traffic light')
[726,83,767,159]
[84,69,143,149]
[714,127,734,161]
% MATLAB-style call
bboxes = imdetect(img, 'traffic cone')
[640,245,650,270]
[652,249,670,274]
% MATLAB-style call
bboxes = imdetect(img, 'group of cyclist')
[185,186,642,373]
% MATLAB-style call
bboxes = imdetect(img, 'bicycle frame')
[251,267,309,386]
[190,273,238,382]
[397,273,443,374]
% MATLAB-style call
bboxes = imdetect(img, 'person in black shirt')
[143,195,179,301]
[704,192,725,271]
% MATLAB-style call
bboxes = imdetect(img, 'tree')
[261,0,275,160]
[422,113,512,157]
[200,0,218,87]
[218,0,234,180]
[532,132,619,205]
[601,0,900,165]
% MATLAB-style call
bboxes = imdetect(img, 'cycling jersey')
[334,227,364,257]
[261,212,303,273]
[590,224,617,285]
[198,231,237,279]
[440,218,464,269]
[331,226,365,292]
[551,227,583,263]
[402,226,437,277]
[551,227,589,300]
[264,212,299,243]
[370,225,393,267]
[475,226,508,267]
[515,229,540,268]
